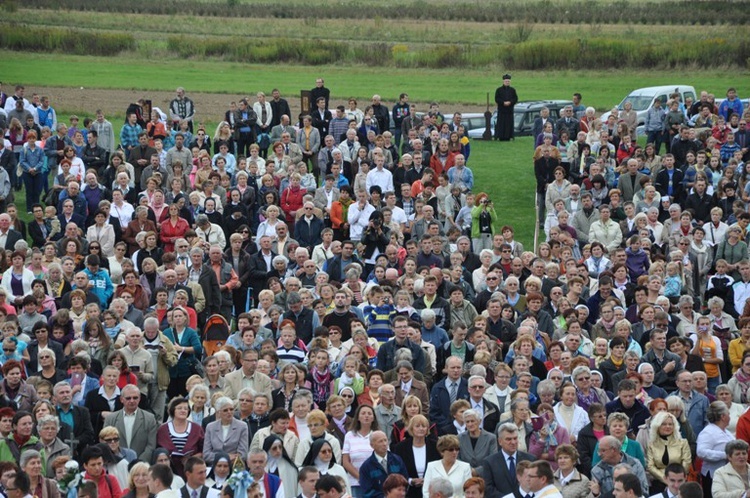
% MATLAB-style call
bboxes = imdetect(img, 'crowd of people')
[0,78,747,498]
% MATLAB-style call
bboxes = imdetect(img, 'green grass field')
[2,52,749,112]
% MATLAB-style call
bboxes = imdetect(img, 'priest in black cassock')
[494,74,519,141]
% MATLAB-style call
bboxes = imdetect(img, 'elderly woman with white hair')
[715,384,745,436]
[472,249,494,292]
[188,384,214,426]
[203,396,249,465]
[20,449,58,498]
[36,415,70,478]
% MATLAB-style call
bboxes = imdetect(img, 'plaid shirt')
[119,123,143,149]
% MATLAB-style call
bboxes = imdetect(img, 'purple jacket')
[625,247,650,280]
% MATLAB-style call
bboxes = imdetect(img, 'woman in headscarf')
[263,435,298,498]
[301,438,351,495]
[338,386,359,416]
[150,449,185,489]
[206,452,231,490]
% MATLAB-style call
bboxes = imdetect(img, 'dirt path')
[26,86,491,123]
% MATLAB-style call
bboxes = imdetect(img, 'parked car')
[600,85,697,135]
[465,100,573,139]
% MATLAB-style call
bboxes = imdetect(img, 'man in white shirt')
[347,189,375,242]
[366,156,394,193]
[384,191,407,233]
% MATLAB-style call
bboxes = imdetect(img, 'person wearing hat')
[494,74,518,141]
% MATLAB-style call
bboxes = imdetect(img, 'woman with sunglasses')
[28,346,65,386]
[423,435,472,498]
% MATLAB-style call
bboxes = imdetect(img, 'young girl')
[664,262,683,301]
[333,355,364,398]
[306,348,333,411]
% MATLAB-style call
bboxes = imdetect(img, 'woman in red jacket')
[281,173,305,224]
[159,203,190,253]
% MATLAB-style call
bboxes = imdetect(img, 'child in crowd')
[664,262,683,302]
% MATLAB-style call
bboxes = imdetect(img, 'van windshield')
[619,95,653,111]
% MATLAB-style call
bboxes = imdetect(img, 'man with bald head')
[156,268,194,308]
[359,431,409,498]
[0,213,22,250]
[55,221,89,255]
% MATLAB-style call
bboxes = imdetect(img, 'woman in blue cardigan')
[163,306,202,398]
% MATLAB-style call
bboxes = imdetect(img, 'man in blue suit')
[482,423,534,498]
[429,356,470,429]
[359,431,408,498]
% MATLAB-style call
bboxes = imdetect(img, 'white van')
[601,85,697,133]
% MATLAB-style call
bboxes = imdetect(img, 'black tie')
[508,455,516,483]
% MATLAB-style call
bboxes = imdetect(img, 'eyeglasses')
[123,396,140,401]
[486,277,498,281]
[341,394,354,398]
[469,385,485,390]
[577,376,590,381]
[3,349,15,353]
[319,448,332,454]
[103,437,119,443]
[39,355,51,359]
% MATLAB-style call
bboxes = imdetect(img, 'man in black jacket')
[370,94,390,135]
[309,78,330,112]
[323,240,362,284]
[189,247,220,317]
[0,214,22,251]
[654,154,684,205]
[311,97,332,138]
[54,381,95,457]
[269,89,291,129]
[248,235,276,295]
[685,177,715,225]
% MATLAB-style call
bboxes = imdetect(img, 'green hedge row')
[164,35,750,70]
[0,24,135,55]
[24,0,750,26]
